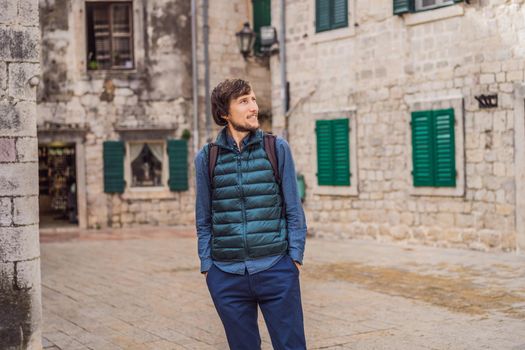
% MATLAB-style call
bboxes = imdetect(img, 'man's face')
[224,90,259,132]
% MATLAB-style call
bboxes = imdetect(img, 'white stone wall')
[272,1,524,251]
[0,0,43,347]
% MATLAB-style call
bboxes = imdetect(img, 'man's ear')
[220,106,230,121]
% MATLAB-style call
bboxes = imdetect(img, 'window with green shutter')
[394,0,462,15]
[316,0,348,33]
[316,118,350,186]
[393,0,413,14]
[252,0,271,53]
[411,108,456,187]
[103,141,125,193]
[167,139,188,191]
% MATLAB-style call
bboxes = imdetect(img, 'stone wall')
[272,0,524,251]
[37,0,272,229]
[0,0,43,348]
[38,0,195,228]
[195,0,273,146]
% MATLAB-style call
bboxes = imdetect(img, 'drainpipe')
[279,0,288,139]
[191,0,199,152]
[204,0,211,142]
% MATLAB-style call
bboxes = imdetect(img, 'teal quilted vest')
[210,128,288,261]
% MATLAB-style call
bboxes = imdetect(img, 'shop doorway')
[38,143,78,228]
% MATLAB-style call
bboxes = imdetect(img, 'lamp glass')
[236,23,255,56]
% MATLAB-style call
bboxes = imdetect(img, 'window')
[129,143,164,187]
[315,118,350,186]
[103,139,188,194]
[86,2,134,70]
[393,0,461,14]
[415,0,454,11]
[411,109,456,187]
[315,0,348,33]
[252,0,271,53]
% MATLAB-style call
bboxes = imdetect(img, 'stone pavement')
[40,227,525,350]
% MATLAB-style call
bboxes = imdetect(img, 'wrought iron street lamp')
[236,22,256,60]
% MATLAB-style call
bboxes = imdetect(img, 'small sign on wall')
[475,94,498,109]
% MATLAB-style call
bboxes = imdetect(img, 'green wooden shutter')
[103,141,125,193]
[252,0,271,53]
[411,111,434,187]
[393,0,413,15]
[167,139,188,191]
[332,0,348,30]
[332,118,350,186]
[316,0,331,32]
[316,120,334,185]
[432,109,456,187]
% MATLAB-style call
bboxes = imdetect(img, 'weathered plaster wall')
[38,0,195,228]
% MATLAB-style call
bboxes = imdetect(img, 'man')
[194,78,307,350]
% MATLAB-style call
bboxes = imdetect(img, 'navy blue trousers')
[206,255,306,350]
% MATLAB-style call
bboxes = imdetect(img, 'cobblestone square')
[40,227,525,349]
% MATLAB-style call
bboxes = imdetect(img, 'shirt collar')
[215,127,263,149]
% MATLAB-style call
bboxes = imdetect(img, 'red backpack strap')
[263,133,281,185]
[208,143,219,185]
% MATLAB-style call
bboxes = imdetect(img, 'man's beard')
[230,116,259,132]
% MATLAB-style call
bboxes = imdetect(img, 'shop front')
[37,124,88,230]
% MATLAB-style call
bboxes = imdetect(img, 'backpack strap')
[208,143,219,185]
[263,133,286,219]
[263,133,281,185]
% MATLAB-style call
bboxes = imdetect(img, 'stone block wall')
[195,0,273,146]
[0,0,43,347]
[38,0,195,229]
[37,0,272,229]
[272,0,524,251]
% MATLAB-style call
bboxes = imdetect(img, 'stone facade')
[37,0,271,229]
[271,0,525,251]
[0,0,43,348]
[38,0,195,229]
[194,0,273,145]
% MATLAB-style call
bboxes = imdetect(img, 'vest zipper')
[237,153,248,258]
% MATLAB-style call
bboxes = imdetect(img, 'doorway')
[38,143,78,228]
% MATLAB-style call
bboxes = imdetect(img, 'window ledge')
[404,5,464,26]
[122,187,174,200]
[81,69,141,81]
[410,186,464,197]
[312,25,355,44]
[314,185,358,197]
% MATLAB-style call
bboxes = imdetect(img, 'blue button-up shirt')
[194,130,307,275]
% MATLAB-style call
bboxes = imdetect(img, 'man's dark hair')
[211,79,252,126]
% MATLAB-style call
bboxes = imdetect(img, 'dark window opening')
[86,2,134,70]
[131,143,163,187]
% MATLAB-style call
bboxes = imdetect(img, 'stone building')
[270,0,525,251]
[36,0,524,253]
[37,0,271,229]
[1,0,43,348]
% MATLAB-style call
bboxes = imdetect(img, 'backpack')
[207,133,281,187]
